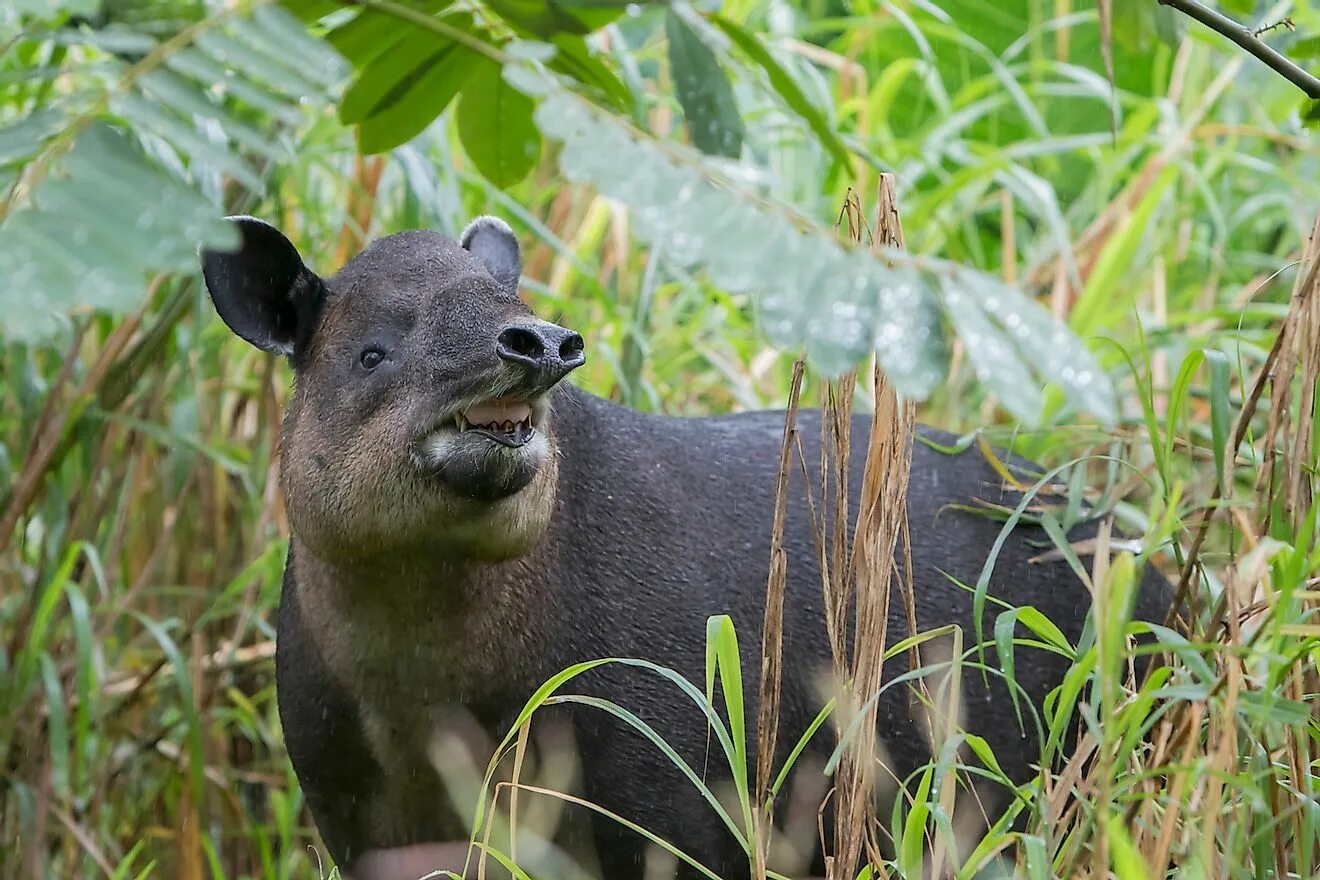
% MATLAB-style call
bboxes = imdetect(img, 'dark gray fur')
[201,216,1172,880]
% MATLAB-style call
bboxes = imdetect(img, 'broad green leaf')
[1112,0,1185,53]
[194,30,325,98]
[547,34,632,113]
[356,42,480,153]
[1292,36,1320,60]
[665,9,743,159]
[276,0,341,21]
[940,281,1043,423]
[0,124,237,341]
[340,24,461,125]
[327,0,452,68]
[485,0,594,37]
[166,49,304,124]
[456,62,541,186]
[0,108,63,167]
[709,13,849,168]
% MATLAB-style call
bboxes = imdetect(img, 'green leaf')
[356,44,478,152]
[1071,163,1178,336]
[488,0,632,37]
[0,124,237,341]
[327,0,452,68]
[1218,0,1256,16]
[276,0,342,22]
[1112,0,1184,52]
[547,34,632,113]
[1106,814,1152,880]
[1292,35,1320,60]
[457,61,541,186]
[485,0,592,37]
[530,83,1114,417]
[899,766,934,875]
[994,609,1026,727]
[0,108,65,168]
[710,13,849,168]
[340,25,457,125]
[665,9,744,159]
[1207,349,1232,492]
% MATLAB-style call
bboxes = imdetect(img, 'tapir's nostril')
[497,326,545,361]
[559,332,585,363]
[496,322,586,391]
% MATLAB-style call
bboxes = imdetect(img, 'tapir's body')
[200,216,1171,880]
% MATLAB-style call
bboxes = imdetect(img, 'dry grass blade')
[1257,211,1320,536]
[754,357,805,879]
[826,177,916,880]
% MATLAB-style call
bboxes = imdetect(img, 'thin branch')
[1159,0,1320,99]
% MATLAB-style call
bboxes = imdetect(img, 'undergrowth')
[2,1,1319,878]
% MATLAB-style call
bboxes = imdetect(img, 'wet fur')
[203,219,1174,880]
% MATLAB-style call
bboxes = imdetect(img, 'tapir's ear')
[460,215,521,293]
[200,216,324,357]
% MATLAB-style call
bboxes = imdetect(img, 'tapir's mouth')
[414,390,552,500]
[454,396,535,448]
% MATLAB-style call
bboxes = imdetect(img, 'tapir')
[200,215,1171,880]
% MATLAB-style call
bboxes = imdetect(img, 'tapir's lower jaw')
[416,425,550,502]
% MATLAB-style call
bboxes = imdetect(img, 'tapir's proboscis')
[200,215,1171,880]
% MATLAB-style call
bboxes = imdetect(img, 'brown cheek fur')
[279,383,560,567]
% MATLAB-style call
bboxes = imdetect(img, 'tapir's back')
[546,384,1170,877]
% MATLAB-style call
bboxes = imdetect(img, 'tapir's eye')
[359,348,385,371]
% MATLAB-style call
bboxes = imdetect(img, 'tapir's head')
[200,216,584,565]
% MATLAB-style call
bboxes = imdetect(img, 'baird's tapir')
[200,215,1171,880]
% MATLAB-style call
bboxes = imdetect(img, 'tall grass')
[2,2,1319,878]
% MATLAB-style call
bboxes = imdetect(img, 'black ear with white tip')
[460,215,522,293]
[200,216,324,357]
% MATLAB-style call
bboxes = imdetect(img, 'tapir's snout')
[496,320,586,393]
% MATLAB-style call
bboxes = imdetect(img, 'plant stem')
[1159,0,1320,99]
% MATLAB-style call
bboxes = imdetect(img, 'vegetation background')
[0,0,1317,878]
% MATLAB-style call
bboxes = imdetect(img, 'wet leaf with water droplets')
[665,8,744,159]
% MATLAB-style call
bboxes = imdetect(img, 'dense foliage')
[1,1,1318,878]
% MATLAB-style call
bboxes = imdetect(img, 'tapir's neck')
[290,531,560,706]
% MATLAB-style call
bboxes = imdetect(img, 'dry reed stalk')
[753,357,805,879]
[1257,212,1320,536]
[826,177,917,880]
[1252,211,1320,878]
